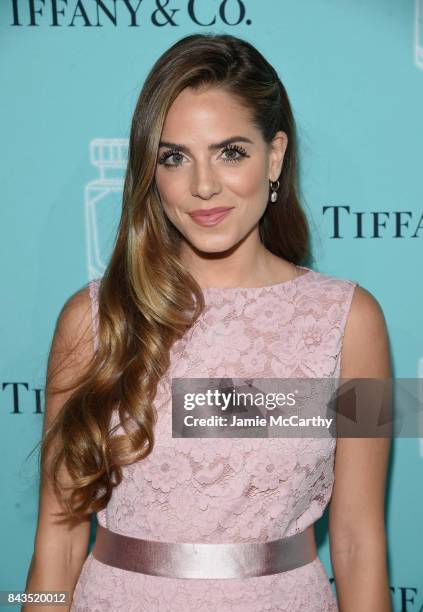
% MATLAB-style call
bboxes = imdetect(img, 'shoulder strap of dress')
[335,280,360,379]
[338,279,359,337]
[88,279,100,353]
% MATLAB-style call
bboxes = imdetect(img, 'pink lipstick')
[189,207,233,227]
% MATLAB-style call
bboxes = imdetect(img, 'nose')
[190,160,221,200]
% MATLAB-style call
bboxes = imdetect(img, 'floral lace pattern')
[71,266,357,611]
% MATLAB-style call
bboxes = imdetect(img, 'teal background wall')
[1,1,422,609]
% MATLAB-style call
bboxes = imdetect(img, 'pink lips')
[189,207,233,227]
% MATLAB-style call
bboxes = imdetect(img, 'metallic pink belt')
[92,523,317,579]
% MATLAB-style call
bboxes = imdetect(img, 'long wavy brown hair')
[38,33,311,524]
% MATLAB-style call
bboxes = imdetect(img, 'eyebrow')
[158,135,254,153]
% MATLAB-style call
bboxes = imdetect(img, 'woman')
[24,33,392,611]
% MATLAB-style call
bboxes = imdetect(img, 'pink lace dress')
[70,265,357,612]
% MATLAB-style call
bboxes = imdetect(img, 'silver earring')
[269,179,280,203]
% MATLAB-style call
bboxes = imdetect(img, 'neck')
[179,231,295,289]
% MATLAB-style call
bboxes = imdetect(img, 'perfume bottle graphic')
[415,0,423,69]
[85,138,128,279]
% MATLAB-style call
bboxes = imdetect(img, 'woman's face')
[154,86,287,256]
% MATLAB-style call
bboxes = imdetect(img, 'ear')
[268,131,288,182]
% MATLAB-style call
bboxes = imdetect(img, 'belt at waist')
[92,523,317,579]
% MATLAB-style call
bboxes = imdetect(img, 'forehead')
[162,86,255,136]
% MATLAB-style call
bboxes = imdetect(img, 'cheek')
[226,162,267,200]
[155,171,186,210]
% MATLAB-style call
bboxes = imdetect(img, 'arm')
[22,286,95,611]
[329,286,392,612]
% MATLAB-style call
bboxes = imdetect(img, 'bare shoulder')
[345,284,387,335]
[341,284,391,378]
[45,284,96,419]
[52,284,94,351]
[58,283,93,327]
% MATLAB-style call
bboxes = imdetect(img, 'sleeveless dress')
[70,265,357,612]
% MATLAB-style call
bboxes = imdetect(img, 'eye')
[157,143,250,168]
[157,148,185,168]
[221,144,249,163]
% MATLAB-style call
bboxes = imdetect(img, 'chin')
[189,234,238,255]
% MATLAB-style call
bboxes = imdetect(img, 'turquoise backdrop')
[1,1,422,609]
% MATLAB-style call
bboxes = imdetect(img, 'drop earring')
[269,179,280,203]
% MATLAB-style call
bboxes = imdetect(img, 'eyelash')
[157,144,249,168]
